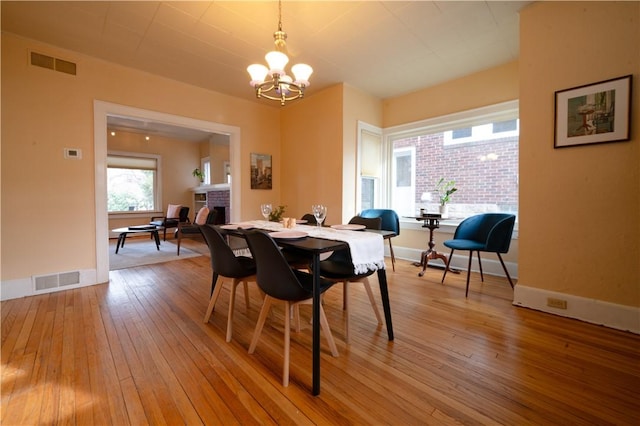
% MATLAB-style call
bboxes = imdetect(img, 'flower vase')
[439,204,449,218]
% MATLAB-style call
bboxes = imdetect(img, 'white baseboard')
[394,247,518,279]
[1,269,100,301]
[513,285,640,334]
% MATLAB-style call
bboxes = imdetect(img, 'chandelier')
[247,0,312,106]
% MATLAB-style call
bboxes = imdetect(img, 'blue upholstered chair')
[360,209,400,271]
[441,213,516,297]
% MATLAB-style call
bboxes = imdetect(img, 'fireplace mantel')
[192,183,230,193]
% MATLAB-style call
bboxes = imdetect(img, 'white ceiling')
[2,0,530,137]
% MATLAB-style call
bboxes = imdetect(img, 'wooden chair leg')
[319,304,339,357]
[362,277,383,325]
[477,251,484,282]
[293,305,301,333]
[210,272,219,297]
[226,278,240,342]
[243,280,251,312]
[388,239,396,271]
[204,276,225,323]
[176,232,182,255]
[248,296,272,354]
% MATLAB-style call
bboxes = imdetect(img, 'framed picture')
[554,75,632,148]
[250,153,272,189]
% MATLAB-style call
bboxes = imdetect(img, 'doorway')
[94,101,242,283]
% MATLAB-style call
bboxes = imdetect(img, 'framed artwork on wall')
[250,153,272,189]
[554,74,632,148]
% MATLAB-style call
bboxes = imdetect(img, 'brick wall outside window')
[394,132,518,215]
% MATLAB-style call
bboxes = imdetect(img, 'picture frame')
[554,75,632,148]
[250,153,272,189]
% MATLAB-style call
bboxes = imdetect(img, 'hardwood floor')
[2,241,639,425]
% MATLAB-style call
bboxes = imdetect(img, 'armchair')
[441,213,516,297]
[150,204,189,241]
[175,207,217,255]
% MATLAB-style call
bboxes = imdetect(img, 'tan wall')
[342,84,384,223]
[209,142,230,185]
[107,130,200,230]
[383,60,519,128]
[280,84,344,224]
[1,33,279,281]
[518,2,639,307]
[280,83,383,225]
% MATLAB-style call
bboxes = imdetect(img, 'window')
[452,127,472,139]
[361,177,376,210]
[202,157,211,185]
[107,152,160,213]
[385,100,519,220]
[357,122,383,212]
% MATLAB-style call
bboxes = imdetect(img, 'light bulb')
[247,64,269,86]
[292,63,313,86]
[265,51,289,76]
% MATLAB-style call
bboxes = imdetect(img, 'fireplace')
[207,189,230,224]
[212,207,226,225]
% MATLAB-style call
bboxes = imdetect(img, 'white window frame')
[383,100,519,229]
[444,120,520,146]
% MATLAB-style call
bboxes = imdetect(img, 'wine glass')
[312,204,327,227]
[260,203,272,221]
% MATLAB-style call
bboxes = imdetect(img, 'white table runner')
[236,220,385,274]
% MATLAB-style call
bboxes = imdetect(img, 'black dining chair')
[200,224,257,342]
[319,216,384,343]
[441,213,516,297]
[244,230,339,387]
[348,215,382,230]
[301,213,318,225]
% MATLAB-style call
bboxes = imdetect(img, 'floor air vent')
[30,51,77,76]
[34,271,81,292]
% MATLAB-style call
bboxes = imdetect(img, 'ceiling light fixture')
[247,0,312,106]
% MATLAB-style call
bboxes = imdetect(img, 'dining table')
[219,220,394,395]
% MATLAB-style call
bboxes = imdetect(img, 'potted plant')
[434,178,457,217]
[192,168,204,184]
[269,205,286,222]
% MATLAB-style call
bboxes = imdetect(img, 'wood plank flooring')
[2,240,639,425]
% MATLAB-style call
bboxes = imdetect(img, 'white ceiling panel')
[2,0,531,105]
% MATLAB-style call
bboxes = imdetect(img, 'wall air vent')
[33,271,81,292]
[30,51,77,76]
